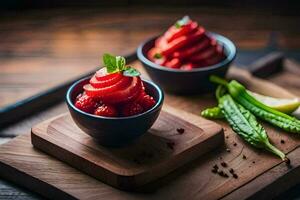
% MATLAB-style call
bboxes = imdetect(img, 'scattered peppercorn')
[177,128,185,134]
[225,135,229,139]
[252,161,256,164]
[213,164,219,170]
[221,161,228,167]
[280,139,285,144]
[166,141,175,150]
[218,170,229,178]
[211,168,218,173]
[242,155,247,159]
[229,168,234,174]
[233,143,237,147]
[233,173,238,179]
[226,148,231,152]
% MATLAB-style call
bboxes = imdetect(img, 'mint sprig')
[103,53,140,77]
[175,15,190,29]
[123,67,140,77]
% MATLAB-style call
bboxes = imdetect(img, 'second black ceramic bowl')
[66,77,164,147]
[137,32,236,94]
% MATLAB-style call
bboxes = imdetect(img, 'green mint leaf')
[116,56,126,71]
[123,67,141,77]
[103,53,118,73]
[175,15,190,29]
[154,53,162,59]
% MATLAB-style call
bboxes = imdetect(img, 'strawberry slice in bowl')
[137,16,236,94]
[66,54,164,147]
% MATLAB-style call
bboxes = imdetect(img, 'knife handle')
[249,52,284,78]
[228,52,297,98]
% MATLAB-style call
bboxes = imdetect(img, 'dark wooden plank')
[1,133,300,200]
[31,108,223,190]
[0,6,300,199]
[0,53,136,128]
[1,6,300,109]
[0,64,299,199]
[223,146,300,200]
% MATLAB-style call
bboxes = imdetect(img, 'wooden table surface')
[0,6,300,199]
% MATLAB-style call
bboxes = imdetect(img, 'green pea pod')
[201,107,224,119]
[219,93,286,160]
[210,76,300,134]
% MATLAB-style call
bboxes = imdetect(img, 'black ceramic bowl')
[137,32,236,94]
[66,77,164,147]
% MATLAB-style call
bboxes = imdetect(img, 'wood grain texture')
[0,5,300,199]
[1,6,300,108]
[31,107,223,190]
[0,64,299,199]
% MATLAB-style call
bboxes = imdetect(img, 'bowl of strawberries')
[137,16,236,94]
[66,54,164,147]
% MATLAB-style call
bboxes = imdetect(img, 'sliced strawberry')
[90,75,130,90]
[122,102,144,117]
[189,42,218,62]
[84,77,142,104]
[180,63,194,70]
[164,58,181,69]
[147,47,167,66]
[147,47,160,61]
[139,94,156,110]
[90,74,122,88]
[94,104,118,117]
[155,36,168,49]
[95,67,107,79]
[75,94,98,113]
[95,68,121,80]
[165,21,198,42]
[216,44,226,59]
[86,76,131,97]
[172,35,210,60]
[202,49,225,66]
[161,27,206,57]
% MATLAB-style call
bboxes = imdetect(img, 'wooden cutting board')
[31,107,224,190]
[0,59,300,199]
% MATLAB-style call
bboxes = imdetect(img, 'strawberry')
[165,21,198,42]
[84,76,142,104]
[164,58,181,69]
[139,94,156,110]
[180,63,194,70]
[122,102,144,117]
[90,75,131,91]
[94,104,118,117]
[90,73,123,88]
[75,94,98,113]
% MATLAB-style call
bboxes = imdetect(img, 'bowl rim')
[137,32,236,73]
[66,76,164,120]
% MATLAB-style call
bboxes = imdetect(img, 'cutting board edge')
[221,146,300,200]
[0,135,77,200]
[1,134,300,200]
[31,112,225,190]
